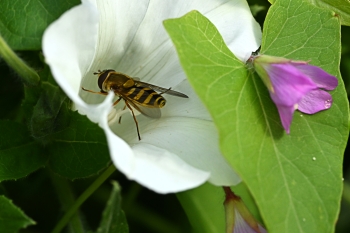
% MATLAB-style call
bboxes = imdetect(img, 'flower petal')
[127,143,210,194]
[100,108,136,175]
[203,0,262,61]
[298,89,333,114]
[233,208,267,233]
[273,104,296,134]
[111,116,240,187]
[267,63,317,106]
[293,64,338,90]
[161,79,213,120]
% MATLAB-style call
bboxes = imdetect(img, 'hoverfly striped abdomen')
[126,87,166,108]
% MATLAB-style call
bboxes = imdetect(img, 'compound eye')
[97,70,114,90]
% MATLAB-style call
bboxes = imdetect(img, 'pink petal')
[274,104,296,134]
[233,208,267,233]
[267,63,317,106]
[298,89,333,114]
[293,64,338,90]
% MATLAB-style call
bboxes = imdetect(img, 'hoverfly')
[82,69,188,140]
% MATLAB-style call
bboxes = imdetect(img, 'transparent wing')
[134,80,188,98]
[123,95,161,118]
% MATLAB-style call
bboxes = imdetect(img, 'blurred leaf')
[29,82,69,144]
[19,73,110,179]
[0,62,24,119]
[268,0,350,26]
[0,120,46,182]
[47,111,110,179]
[95,181,128,233]
[250,4,267,16]
[0,195,35,232]
[0,0,80,50]
[165,6,347,233]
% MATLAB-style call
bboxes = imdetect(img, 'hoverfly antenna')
[93,70,103,75]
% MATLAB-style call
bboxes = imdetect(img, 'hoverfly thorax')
[83,69,188,140]
[94,70,136,93]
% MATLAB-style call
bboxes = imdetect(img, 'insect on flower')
[82,69,189,140]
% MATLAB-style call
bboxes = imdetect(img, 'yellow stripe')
[144,93,154,104]
[126,88,136,96]
[134,89,144,100]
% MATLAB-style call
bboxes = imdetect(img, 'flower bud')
[247,54,338,133]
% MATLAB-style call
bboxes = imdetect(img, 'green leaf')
[0,195,35,232]
[96,181,128,233]
[177,183,226,233]
[269,0,350,26]
[258,1,347,231]
[0,0,80,50]
[164,7,348,233]
[0,120,46,182]
[47,111,110,179]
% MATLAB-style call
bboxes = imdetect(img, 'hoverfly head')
[94,69,115,90]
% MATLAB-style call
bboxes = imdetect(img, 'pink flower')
[224,187,267,233]
[248,54,338,133]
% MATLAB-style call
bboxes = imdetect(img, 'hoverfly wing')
[123,95,161,118]
[134,80,188,98]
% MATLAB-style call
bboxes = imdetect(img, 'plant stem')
[50,173,84,233]
[0,35,40,86]
[51,164,116,233]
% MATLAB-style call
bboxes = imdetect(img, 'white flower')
[42,0,261,194]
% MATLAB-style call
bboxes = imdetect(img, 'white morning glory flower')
[42,0,261,194]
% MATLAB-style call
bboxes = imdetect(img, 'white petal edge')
[110,115,241,187]
[43,1,98,108]
[43,1,136,172]
[125,143,210,194]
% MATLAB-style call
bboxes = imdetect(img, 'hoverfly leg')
[113,97,122,106]
[118,105,127,124]
[81,87,108,95]
[124,101,141,141]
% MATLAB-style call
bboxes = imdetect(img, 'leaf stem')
[50,164,116,233]
[0,34,40,86]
